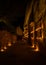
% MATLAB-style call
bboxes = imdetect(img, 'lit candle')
[1,49,4,52]
[31,43,35,48]
[4,46,7,50]
[8,41,12,47]
[34,44,39,52]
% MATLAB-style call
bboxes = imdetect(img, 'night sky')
[0,0,29,29]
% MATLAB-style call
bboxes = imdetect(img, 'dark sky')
[0,0,29,28]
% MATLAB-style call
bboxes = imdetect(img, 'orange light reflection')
[35,27,41,31]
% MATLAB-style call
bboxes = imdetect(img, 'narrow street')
[0,40,46,65]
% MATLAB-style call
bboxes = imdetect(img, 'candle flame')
[34,45,39,52]
[1,49,4,52]
[8,41,12,47]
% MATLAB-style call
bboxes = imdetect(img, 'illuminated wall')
[23,1,33,39]
[30,21,44,45]
[23,0,46,50]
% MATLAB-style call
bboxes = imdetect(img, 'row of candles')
[0,30,17,52]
